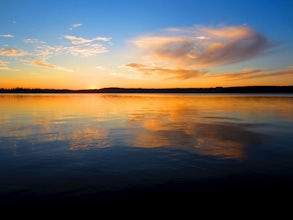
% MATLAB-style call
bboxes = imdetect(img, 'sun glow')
[88,85,100,90]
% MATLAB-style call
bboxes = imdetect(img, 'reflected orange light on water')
[0,94,292,159]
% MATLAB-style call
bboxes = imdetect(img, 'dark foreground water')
[0,94,293,210]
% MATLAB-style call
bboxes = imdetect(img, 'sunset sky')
[0,0,293,89]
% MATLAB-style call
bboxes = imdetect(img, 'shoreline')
[1,86,293,94]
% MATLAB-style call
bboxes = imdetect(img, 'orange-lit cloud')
[0,59,20,71]
[214,67,293,80]
[25,58,74,72]
[196,26,271,66]
[200,26,253,39]
[0,48,26,56]
[125,63,206,79]
[0,59,18,71]
[128,25,273,80]
[125,64,293,82]
[0,59,9,70]
[26,59,56,68]
[132,25,271,67]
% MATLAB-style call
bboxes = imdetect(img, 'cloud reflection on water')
[129,118,262,159]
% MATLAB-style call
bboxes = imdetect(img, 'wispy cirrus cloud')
[64,35,111,44]
[0,60,10,70]
[0,60,7,68]
[69,23,82,30]
[24,35,111,57]
[215,67,293,81]
[22,34,112,68]
[63,35,111,56]
[24,38,60,59]
[25,58,74,72]
[0,34,14,38]
[22,38,74,71]
[128,25,274,80]
[64,43,108,56]
[0,59,19,71]
[25,59,56,69]
[23,38,46,44]
[1,32,111,72]
[125,63,207,80]
[0,48,27,56]
[64,35,92,44]
[125,63,293,82]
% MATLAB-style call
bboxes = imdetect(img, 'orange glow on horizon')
[1,75,292,90]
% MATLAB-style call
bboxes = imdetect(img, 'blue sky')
[1,0,293,89]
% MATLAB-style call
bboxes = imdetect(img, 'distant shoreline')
[1,86,293,93]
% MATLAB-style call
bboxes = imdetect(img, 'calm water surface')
[0,93,293,206]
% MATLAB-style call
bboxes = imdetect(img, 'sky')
[0,0,293,89]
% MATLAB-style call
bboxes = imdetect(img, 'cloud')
[125,63,293,81]
[64,43,108,56]
[0,60,10,70]
[64,35,92,45]
[196,36,208,40]
[25,58,73,72]
[0,59,19,71]
[1,33,110,72]
[24,38,46,44]
[217,68,293,80]
[196,27,272,66]
[63,35,111,56]
[126,63,146,69]
[23,36,111,58]
[93,37,112,42]
[64,35,111,45]
[69,23,82,30]
[128,25,274,80]
[0,59,7,67]
[26,59,56,68]
[0,34,14,38]
[0,48,27,56]
[132,25,272,68]
[22,35,111,61]
[125,63,206,80]
[200,26,252,39]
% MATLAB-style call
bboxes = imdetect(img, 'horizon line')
[1,85,293,94]
[1,85,293,90]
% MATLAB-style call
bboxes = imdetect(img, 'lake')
[1,93,293,209]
